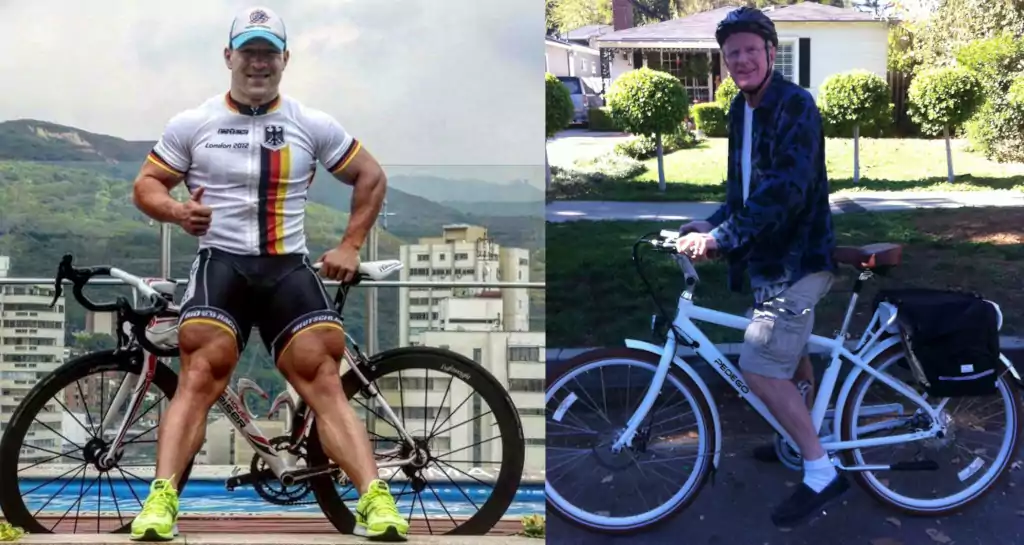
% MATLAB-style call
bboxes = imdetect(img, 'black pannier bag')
[875,288,1002,398]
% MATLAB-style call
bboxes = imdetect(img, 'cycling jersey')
[147,92,362,256]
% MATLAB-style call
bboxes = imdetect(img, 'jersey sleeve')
[312,112,361,175]
[146,112,194,176]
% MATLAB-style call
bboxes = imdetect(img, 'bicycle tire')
[839,348,1022,516]
[0,349,194,534]
[305,346,526,535]
[545,347,717,535]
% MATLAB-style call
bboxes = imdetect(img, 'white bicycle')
[546,229,1023,534]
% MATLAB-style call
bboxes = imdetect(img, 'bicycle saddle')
[833,243,902,271]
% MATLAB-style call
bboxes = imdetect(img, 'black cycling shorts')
[177,247,344,361]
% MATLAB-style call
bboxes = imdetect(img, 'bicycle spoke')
[423,479,458,528]
[75,380,98,436]
[29,464,87,517]
[104,473,124,529]
[17,445,86,470]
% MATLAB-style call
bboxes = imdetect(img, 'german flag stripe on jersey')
[146,150,185,176]
[258,145,291,255]
[327,139,361,174]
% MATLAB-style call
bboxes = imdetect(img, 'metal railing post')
[159,223,172,278]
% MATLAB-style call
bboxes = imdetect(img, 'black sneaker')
[770,473,850,528]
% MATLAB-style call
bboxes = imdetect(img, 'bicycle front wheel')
[305,346,526,535]
[840,348,1022,515]
[0,349,192,534]
[546,347,717,535]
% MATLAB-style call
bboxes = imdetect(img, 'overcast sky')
[0,0,544,181]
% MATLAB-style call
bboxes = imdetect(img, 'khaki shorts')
[739,271,835,380]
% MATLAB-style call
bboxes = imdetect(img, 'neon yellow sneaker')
[354,479,409,541]
[130,478,179,541]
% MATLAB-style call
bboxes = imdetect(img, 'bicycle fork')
[98,352,160,469]
[610,336,678,453]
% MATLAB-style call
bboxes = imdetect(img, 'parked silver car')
[558,76,603,126]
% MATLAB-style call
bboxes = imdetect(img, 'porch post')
[706,49,713,102]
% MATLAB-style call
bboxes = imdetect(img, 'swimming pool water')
[21,477,545,518]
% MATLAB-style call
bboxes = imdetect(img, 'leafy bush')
[521,514,545,538]
[546,72,573,138]
[607,67,690,137]
[818,70,894,138]
[691,102,728,137]
[587,107,619,131]
[547,154,648,199]
[715,76,740,114]
[964,74,1024,163]
[906,66,984,136]
[615,123,701,159]
[956,34,1024,162]
[954,32,1024,94]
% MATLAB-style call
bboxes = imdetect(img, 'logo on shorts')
[263,125,286,149]
[249,10,270,24]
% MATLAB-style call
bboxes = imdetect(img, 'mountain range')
[0,119,545,344]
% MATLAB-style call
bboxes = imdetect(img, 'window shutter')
[799,38,811,88]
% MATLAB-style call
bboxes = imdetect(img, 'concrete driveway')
[547,129,635,168]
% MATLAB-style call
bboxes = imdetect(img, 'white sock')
[802,454,837,493]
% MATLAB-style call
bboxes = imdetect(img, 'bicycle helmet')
[715,7,778,95]
[715,7,778,48]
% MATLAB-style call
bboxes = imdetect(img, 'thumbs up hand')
[176,186,213,237]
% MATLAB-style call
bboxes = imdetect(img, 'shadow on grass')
[829,173,1024,193]
[547,172,1024,203]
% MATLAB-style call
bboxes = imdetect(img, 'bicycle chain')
[250,435,319,506]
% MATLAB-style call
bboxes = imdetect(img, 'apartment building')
[397,224,531,346]
[419,330,545,473]
[0,256,67,463]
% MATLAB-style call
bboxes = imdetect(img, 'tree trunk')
[656,132,666,192]
[944,125,954,183]
[853,124,860,184]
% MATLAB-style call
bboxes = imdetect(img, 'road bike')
[546,230,1023,534]
[0,253,525,536]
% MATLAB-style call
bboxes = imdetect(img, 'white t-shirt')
[147,92,361,256]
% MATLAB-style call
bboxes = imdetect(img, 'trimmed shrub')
[691,102,728,137]
[607,67,690,191]
[607,68,691,136]
[587,107,619,131]
[715,76,740,114]
[615,123,701,160]
[818,70,894,138]
[907,66,984,137]
[545,72,573,138]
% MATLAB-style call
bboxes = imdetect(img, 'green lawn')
[553,137,1024,201]
[547,207,1024,347]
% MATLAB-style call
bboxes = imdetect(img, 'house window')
[776,42,796,83]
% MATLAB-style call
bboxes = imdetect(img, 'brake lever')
[49,255,73,308]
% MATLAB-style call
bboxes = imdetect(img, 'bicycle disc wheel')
[305,346,526,535]
[546,347,716,534]
[0,349,193,534]
[840,348,1022,515]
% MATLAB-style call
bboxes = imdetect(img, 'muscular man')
[129,7,407,541]
[677,6,847,528]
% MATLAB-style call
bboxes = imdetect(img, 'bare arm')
[330,146,387,251]
[132,159,187,225]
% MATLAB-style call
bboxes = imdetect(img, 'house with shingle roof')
[596,0,889,103]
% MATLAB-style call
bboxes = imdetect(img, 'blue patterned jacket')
[707,71,836,300]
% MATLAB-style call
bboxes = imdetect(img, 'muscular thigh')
[178,248,255,365]
[739,271,834,380]
[252,255,345,365]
